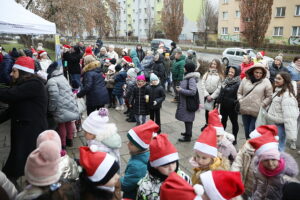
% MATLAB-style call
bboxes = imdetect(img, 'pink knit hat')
[259,149,280,162]
[36,130,62,151]
[137,74,146,81]
[25,140,61,186]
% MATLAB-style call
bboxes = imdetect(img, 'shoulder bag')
[234,82,260,113]
[186,78,200,112]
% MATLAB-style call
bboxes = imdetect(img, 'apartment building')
[117,0,203,40]
[218,0,300,45]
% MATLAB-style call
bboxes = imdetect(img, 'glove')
[153,101,157,106]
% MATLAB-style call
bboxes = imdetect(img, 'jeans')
[135,115,146,125]
[70,74,81,89]
[150,109,161,133]
[172,80,180,100]
[242,115,256,139]
[185,122,193,138]
[115,95,124,105]
[277,124,286,152]
[58,121,74,147]
[220,105,239,143]
[87,105,104,116]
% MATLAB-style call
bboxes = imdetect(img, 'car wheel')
[222,58,229,66]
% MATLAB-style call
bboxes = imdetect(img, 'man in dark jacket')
[136,44,145,62]
[64,46,82,89]
[171,50,186,102]
[269,55,290,84]
[152,54,166,84]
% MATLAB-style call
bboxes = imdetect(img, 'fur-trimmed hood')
[183,72,200,82]
[253,152,299,177]
[83,60,101,73]
[245,63,267,79]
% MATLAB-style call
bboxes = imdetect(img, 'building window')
[292,26,300,36]
[276,7,286,17]
[222,12,228,19]
[234,27,240,32]
[235,10,240,18]
[223,0,229,3]
[296,5,300,16]
[144,19,148,24]
[221,27,228,35]
[273,27,283,36]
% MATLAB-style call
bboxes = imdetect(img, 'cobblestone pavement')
[1,90,300,181]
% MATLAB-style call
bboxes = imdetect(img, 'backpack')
[186,78,200,112]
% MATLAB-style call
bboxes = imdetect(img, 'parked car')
[222,48,273,66]
[151,38,173,52]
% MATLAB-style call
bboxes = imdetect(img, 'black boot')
[181,132,187,136]
[201,124,207,131]
[66,139,73,147]
[178,136,191,142]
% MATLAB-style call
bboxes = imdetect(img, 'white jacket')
[267,88,299,141]
[0,170,18,200]
[201,70,222,99]
[107,51,119,60]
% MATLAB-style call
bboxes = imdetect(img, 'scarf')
[258,157,285,177]
[292,62,300,72]
[223,76,240,86]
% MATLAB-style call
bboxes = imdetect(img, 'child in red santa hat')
[190,125,230,185]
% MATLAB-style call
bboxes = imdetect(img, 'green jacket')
[171,55,186,81]
[120,151,149,199]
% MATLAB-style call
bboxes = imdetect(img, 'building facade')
[218,0,300,45]
[117,0,203,41]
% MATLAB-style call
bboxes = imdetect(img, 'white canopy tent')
[0,0,56,35]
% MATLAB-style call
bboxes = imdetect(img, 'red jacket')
[240,62,254,79]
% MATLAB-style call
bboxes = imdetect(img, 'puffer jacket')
[217,76,240,109]
[77,61,109,107]
[171,55,186,81]
[0,171,18,200]
[269,62,290,84]
[252,152,299,200]
[136,168,191,200]
[141,55,154,72]
[59,155,80,181]
[202,69,222,99]
[266,88,299,141]
[146,81,166,110]
[130,84,149,115]
[130,49,141,69]
[287,63,300,81]
[231,141,255,197]
[46,68,79,123]
[112,71,127,97]
[152,54,166,82]
[237,65,273,117]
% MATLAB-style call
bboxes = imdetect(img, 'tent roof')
[0,0,56,35]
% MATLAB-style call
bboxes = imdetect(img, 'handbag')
[235,82,261,113]
[255,107,268,127]
[76,97,86,114]
[186,78,200,112]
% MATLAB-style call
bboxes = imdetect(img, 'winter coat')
[152,55,166,82]
[231,141,255,197]
[191,153,230,185]
[125,78,136,100]
[130,49,141,69]
[141,55,154,72]
[107,51,119,60]
[287,63,300,81]
[217,77,240,110]
[237,65,273,117]
[252,152,299,200]
[146,82,165,110]
[136,169,191,200]
[98,54,109,64]
[175,72,200,122]
[59,155,80,181]
[63,48,82,75]
[163,58,172,77]
[0,54,14,85]
[171,55,186,81]
[112,71,127,97]
[131,84,149,115]
[105,72,116,89]
[46,69,79,123]
[201,70,222,99]
[77,61,109,107]
[0,77,47,178]
[0,170,18,200]
[136,48,145,62]
[39,58,52,72]
[266,88,299,141]
[121,151,150,200]
[240,62,254,79]
[269,62,290,84]
[218,136,237,162]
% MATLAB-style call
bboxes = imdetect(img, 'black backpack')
[186,78,200,112]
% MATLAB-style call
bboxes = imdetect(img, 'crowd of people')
[0,40,299,200]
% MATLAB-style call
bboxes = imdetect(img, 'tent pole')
[31,34,34,47]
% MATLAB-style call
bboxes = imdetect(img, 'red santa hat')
[257,51,265,57]
[122,56,133,64]
[13,56,35,74]
[63,44,71,49]
[200,170,244,200]
[38,50,47,59]
[85,46,93,56]
[249,125,278,140]
[194,125,217,157]
[31,48,38,55]
[79,146,119,184]
[248,132,279,156]
[160,172,204,200]
[208,109,225,135]
[149,134,179,167]
[127,120,159,150]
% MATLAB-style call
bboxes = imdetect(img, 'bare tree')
[161,0,184,42]
[110,0,121,41]
[240,0,274,48]
[197,0,218,48]
[145,1,155,41]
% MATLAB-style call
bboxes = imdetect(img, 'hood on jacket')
[226,65,241,77]
[130,49,138,58]
[245,63,267,79]
[184,72,200,82]
[83,60,101,73]
[176,54,186,62]
[253,152,299,177]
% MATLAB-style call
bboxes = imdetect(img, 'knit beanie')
[137,74,146,81]
[184,63,196,73]
[25,140,61,186]
[275,55,283,63]
[36,130,62,151]
[150,73,159,82]
[259,149,280,162]
[127,68,137,78]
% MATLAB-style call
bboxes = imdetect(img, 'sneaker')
[120,105,125,111]
[290,141,297,150]
[115,106,121,110]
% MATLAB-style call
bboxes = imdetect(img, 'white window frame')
[296,5,300,16]
[234,27,240,32]
[276,7,286,17]
[292,26,300,36]
[221,27,228,35]
[273,27,283,36]
[222,11,228,19]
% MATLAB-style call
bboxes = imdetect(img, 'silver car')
[222,48,273,66]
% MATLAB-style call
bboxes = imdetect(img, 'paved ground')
[0,84,300,187]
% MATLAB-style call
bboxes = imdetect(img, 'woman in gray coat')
[46,62,79,149]
[176,63,200,142]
